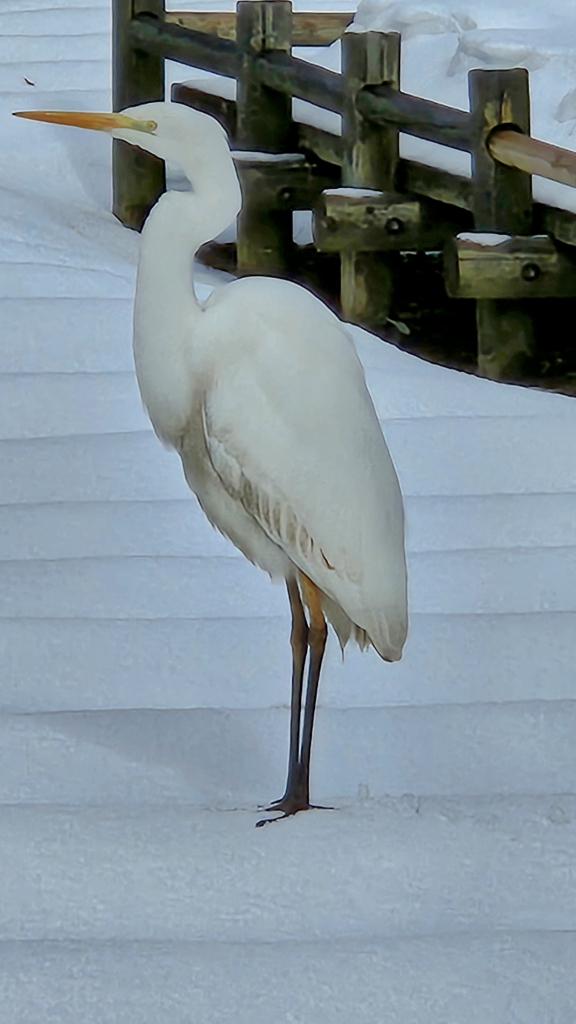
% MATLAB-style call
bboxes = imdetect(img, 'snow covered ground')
[2,1,576,1020]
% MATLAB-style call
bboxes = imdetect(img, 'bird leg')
[257,578,307,822]
[283,576,309,796]
[257,573,330,827]
[299,573,328,804]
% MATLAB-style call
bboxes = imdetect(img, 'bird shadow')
[32,707,286,809]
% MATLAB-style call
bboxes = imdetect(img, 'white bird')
[15,103,408,824]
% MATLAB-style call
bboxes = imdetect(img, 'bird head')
[13,101,230,167]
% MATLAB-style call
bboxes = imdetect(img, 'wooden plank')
[297,124,343,166]
[236,2,294,151]
[342,33,400,189]
[236,1,294,275]
[539,206,576,248]
[130,12,242,77]
[469,70,532,234]
[112,0,166,230]
[315,190,466,252]
[490,129,576,191]
[398,165,576,248]
[165,10,353,45]
[468,68,535,379]
[340,31,401,329]
[400,161,472,211]
[356,85,471,151]
[234,153,337,211]
[445,234,576,299]
[295,131,475,214]
[253,51,344,112]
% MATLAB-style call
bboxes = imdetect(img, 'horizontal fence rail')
[253,52,345,112]
[165,9,353,45]
[131,13,242,76]
[356,86,472,150]
[489,130,576,191]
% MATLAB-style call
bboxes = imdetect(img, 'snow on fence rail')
[112,0,576,382]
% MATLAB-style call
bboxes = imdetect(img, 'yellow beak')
[12,110,157,134]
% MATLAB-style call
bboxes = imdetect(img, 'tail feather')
[320,593,405,663]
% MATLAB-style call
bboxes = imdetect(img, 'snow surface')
[457,231,513,246]
[324,186,385,197]
[232,150,306,162]
[2,1,576,1020]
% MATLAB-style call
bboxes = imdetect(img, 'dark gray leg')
[256,573,330,826]
[299,615,328,805]
[280,577,308,798]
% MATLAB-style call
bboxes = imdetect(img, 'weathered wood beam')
[489,128,576,191]
[340,32,400,329]
[342,34,400,189]
[297,124,343,166]
[398,162,576,248]
[171,81,237,136]
[134,11,343,111]
[234,153,338,211]
[236,1,294,275]
[253,52,345,112]
[469,69,532,234]
[112,0,166,230]
[165,10,353,46]
[236,2,294,151]
[467,68,535,379]
[356,85,472,150]
[539,206,576,248]
[315,190,466,252]
[399,161,471,211]
[445,233,576,299]
[130,11,242,76]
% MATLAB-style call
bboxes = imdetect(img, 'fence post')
[469,69,535,379]
[340,31,400,328]
[236,0,295,275]
[112,0,166,230]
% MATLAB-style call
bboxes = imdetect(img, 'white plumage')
[199,274,407,660]
[15,101,408,822]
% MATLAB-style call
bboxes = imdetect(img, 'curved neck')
[131,124,242,442]
[136,141,242,315]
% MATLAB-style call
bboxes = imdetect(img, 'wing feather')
[204,414,340,580]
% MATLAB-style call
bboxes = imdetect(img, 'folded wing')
[202,279,408,661]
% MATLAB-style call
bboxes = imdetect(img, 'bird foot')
[255,795,333,828]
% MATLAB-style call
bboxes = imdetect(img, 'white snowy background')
[1,0,576,1020]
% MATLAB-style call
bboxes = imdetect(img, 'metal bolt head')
[521,262,540,281]
[386,217,403,235]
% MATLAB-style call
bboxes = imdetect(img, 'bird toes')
[255,797,334,827]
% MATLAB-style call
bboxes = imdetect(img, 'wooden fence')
[112,1,576,384]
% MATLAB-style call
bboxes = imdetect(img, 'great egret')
[14,103,408,824]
